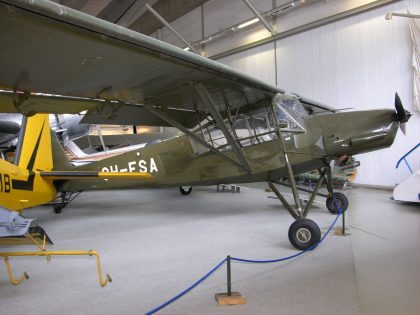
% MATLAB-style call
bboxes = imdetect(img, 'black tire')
[179,186,192,195]
[326,192,348,214]
[53,204,63,214]
[288,218,321,250]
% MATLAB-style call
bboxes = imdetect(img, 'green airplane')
[0,0,411,250]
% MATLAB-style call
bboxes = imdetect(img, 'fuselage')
[0,102,401,209]
[57,105,399,192]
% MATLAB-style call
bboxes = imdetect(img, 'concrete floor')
[0,184,419,315]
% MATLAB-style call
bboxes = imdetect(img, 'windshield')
[272,94,307,131]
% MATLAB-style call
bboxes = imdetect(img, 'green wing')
[0,0,283,127]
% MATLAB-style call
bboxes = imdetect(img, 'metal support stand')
[214,255,246,306]
[0,234,112,287]
[217,184,241,193]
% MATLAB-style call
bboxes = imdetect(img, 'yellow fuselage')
[0,159,56,211]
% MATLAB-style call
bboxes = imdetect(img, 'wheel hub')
[296,228,311,243]
[335,199,342,208]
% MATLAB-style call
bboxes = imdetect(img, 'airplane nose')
[320,109,399,157]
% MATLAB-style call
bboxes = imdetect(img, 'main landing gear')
[52,191,83,214]
[326,192,348,214]
[270,164,348,250]
[288,219,321,250]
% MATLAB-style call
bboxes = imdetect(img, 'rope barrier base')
[215,292,246,306]
[334,227,351,236]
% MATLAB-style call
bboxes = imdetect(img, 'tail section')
[14,114,74,172]
[15,114,53,171]
[51,131,75,171]
[11,114,152,195]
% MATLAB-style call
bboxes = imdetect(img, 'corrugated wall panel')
[219,42,276,84]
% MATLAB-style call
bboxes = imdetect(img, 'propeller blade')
[400,123,406,135]
[394,93,409,123]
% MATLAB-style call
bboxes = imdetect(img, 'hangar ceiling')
[51,0,399,59]
[53,0,210,34]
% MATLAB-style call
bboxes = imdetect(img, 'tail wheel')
[288,219,321,250]
[326,192,348,214]
[179,186,192,195]
[53,204,63,214]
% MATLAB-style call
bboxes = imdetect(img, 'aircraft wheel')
[53,204,63,214]
[326,192,348,214]
[179,186,192,195]
[288,218,321,250]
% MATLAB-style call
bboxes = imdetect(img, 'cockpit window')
[189,94,307,154]
[233,107,276,147]
[272,94,307,132]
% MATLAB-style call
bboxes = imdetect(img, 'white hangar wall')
[155,0,420,187]
[271,1,420,187]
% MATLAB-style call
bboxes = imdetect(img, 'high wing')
[0,0,283,128]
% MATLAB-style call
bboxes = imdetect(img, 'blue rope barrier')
[144,257,227,315]
[231,206,343,263]
[144,199,344,314]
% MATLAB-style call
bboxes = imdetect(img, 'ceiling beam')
[129,0,209,35]
[97,0,137,23]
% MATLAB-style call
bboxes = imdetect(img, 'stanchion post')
[335,208,350,236]
[215,255,246,305]
[227,255,231,296]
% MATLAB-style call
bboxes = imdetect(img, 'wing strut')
[193,83,251,173]
[143,103,247,172]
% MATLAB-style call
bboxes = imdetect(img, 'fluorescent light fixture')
[270,2,295,15]
[238,18,259,29]
[183,47,190,51]
[385,12,420,20]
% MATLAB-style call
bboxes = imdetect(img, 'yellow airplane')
[0,114,153,287]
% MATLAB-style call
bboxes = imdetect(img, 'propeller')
[394,93,411,135]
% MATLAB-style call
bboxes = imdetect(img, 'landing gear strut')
[270,164,347,250]
[52,191,82,214]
